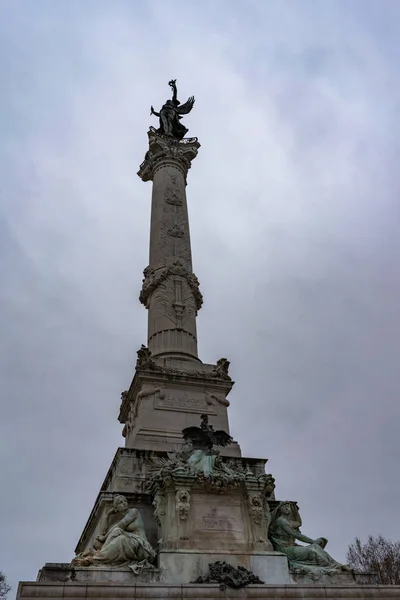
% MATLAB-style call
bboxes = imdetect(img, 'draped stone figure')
[72,495,155,573]
[269,502,352,578]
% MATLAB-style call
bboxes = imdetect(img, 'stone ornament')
[205,390,230,407]
[269,502,352,579]
[134,345,232,382]
[152,492,166,527]
[72,495,156,574]
[194,561,264,589]
[137,127,200,183]
[139,262,203,311]
[248,494,263,524]
[175,489,191,521]
[148,416,250,492]
[123,385,164,438]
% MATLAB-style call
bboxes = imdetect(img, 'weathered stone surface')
[159,551,291,585]
[72,495,156,572]
[148,471,275,554]
[118,366,241,455]
[74,449,273,556]
[37,563,162,584]
[17,581,399,600]
[138,128,201,363]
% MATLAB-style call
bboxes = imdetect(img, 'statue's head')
[182,439,193,453]
[279,502,293,517]
[113,495,128,512]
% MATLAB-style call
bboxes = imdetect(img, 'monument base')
[18,581,397,600]
[158,549,291,584]
[37,562,162,584]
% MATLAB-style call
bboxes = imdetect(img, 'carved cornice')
[139,261,203,311]
[135,346,231,382]
[138,127,200,183]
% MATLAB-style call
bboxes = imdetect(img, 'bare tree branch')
[0,572,11,600]
[347,535,400,584]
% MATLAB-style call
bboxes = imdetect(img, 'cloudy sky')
[1,0,400,592]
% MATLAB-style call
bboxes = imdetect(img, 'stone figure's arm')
[114,508,138,531]
[169,79,177,102]
[279,519,315,545]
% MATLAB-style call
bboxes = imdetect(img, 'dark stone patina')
[193,561,264,589]
[150,80,195,140]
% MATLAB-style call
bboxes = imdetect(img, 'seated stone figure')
[72,495,155,573]
[269,501,351,577]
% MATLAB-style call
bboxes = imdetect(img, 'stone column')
[138,128,202,362]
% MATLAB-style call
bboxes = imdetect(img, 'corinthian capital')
[138,127,200,182]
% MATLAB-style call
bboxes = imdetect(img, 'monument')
[17,81,396,599]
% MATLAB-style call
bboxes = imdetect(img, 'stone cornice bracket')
[137,127,200,183]
[139,261,203,311]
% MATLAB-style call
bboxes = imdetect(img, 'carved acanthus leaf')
[137,128,200,183]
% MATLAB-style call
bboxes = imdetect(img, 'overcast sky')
[1,0,400,593]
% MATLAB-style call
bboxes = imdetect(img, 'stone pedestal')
[17,581,398,600]
[158,550,291,585]
[119,364,241,455]
[151,469,274,551]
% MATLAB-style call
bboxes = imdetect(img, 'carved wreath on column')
[139,262,203,310]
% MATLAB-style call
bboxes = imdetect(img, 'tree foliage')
[0,572,10,600]
[347,535,400,585]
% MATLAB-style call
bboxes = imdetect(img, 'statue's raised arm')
[168,79,178,103]
[150,79,195,140]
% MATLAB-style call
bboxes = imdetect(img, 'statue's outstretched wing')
[212,430,233,447]
[182,425,207,445]
[177,96,195,115]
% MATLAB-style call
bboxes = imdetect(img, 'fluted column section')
[138,128,202,361]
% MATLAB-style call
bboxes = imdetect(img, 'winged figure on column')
[150,79,195,140]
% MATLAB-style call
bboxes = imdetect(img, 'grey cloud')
[1,0,400,592]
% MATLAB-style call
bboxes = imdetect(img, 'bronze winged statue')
[182,413,233,453]
[150,79,195,140]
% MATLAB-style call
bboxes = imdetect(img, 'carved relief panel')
[147,276,197,337]
[159,172,192,270]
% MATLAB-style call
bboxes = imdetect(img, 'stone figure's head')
[113,495,128,513]
[279,502,293,517]
[182,439,193,454]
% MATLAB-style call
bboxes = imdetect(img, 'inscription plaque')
[192,494,246,547]
[154,392,216,414]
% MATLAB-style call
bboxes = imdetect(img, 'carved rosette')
[137,127,200,183]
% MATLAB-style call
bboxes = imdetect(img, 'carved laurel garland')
[139,262,203,310]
